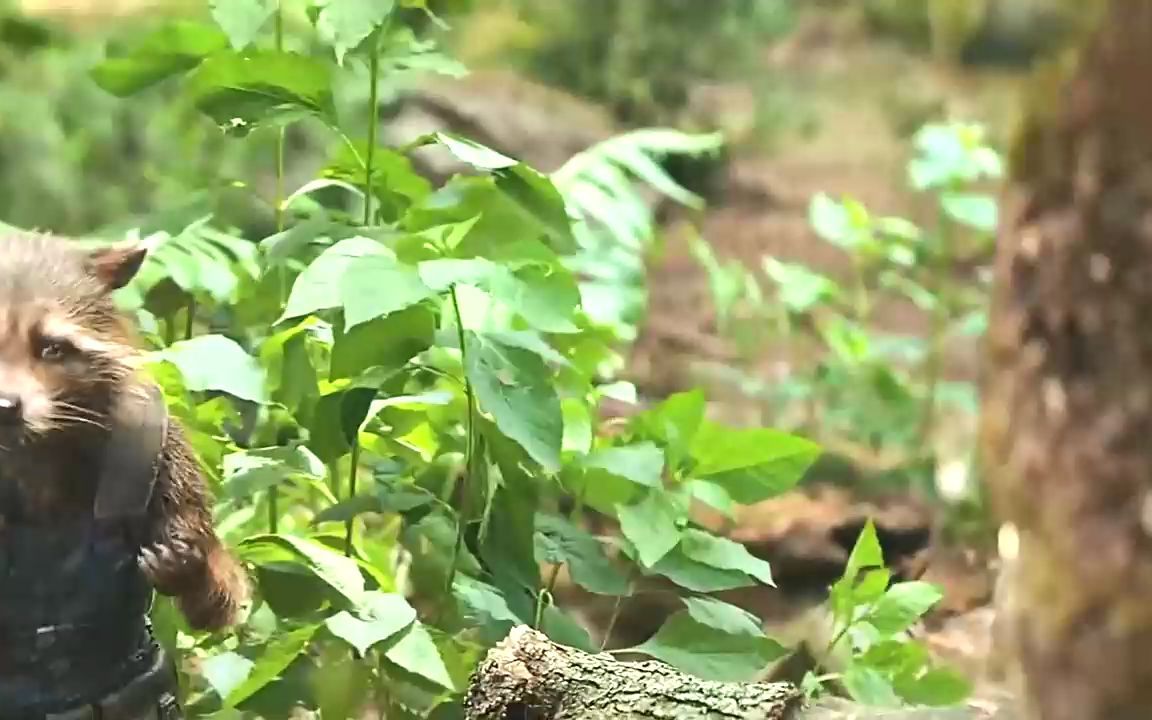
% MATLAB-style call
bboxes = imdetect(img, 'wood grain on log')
[464,626,1009,720]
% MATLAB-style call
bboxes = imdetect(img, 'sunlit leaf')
[628,611,787,682]
[616,491,682,568]
[186,50,335,134]
[325,592,416,657]
[91,21,228,96]
[690,422,820,503]
[464,332,562,472]
[210,0,275,50]
[314,0,396,63]
[240,534,366,607]
[534,513,630,595]
[157,334,266,403]
[383,622,455,690]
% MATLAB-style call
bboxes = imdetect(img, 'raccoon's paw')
[138,536,204,595]
[176,547,251,631]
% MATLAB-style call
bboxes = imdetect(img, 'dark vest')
[0,386,168,717]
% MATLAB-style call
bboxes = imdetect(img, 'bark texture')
[463,626,1007,720]
[981,1,1152,718]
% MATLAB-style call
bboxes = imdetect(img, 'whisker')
[44,414,108,430]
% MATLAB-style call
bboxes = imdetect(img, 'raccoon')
[0,231,249,631]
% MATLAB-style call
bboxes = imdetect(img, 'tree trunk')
[463,626,1007,720]
[981,1,1152,718]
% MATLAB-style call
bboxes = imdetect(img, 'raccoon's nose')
[0,393,22,424]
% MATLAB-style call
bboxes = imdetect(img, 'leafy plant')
[554,128,724,343]
[805,520,971,707]
[692,120,1001,510]
[60,2,949,717]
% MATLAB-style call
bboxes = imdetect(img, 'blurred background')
[0,0,1074,685]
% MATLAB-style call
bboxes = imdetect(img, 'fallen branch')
[464,626,1012,720]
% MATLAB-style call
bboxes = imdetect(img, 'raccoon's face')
[0,234,146,449]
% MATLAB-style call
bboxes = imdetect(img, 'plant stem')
[345,437,361,557]
[445,285,477,593]
[599,579,635,652]
[273,3,286,237]
[183,298,196,341]
[362,33,382,226]
[917,206,952,459]
[269,0,286,535]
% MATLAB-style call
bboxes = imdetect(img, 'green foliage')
[40,2,940,716]
[692,120,1001,508]
[0,1,968,714]
[0,7,312,237]
[552,128,724,342]
[485,0,794,127]
[804,521,972,708]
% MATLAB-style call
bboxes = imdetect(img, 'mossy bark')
[982,1,1152,718]
[463,626,1005,720]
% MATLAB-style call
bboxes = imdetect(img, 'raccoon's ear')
[86,244,148,292]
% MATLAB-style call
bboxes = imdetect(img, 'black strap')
[93,384,168,522]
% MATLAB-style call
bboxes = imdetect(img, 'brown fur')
[0,232,248,631]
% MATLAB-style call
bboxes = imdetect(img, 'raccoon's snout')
[0,393,21,426]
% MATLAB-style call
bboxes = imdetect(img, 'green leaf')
[383,622,456,690]
[464,332,562,472]
[324,142,432,222]
[762,258,842,313]
[808,193,853,247]
[158,334,266,403]
[495,164,578,254]
[210,0,275,50]
[240,534,366,607]
[315,0,396,63]
[91,21,228,96]
[895,667,972,707]
[843,519,885,583]
[562,398,593,455]
[202,652,255,701]
[223,445,326,499]
[325,592,416,657]
[312,649,371,720]
[539,604,596,652]
[842,665,902,708]
[628,611,788,682]
[679,529,774,587]
[631,388,705,469]
[186,50,335,134]
[436,132,517,170]
[431,134,576,252]
[581,442,665,489]
[452,575,520,627]
[419,258,580,334]
[940,193,998,233]
[534,513,630,595]
[481,479,542,597]
[868,582,944,635]
[341,255,436,329]
[690,422,820,504]
[279,236,387,323]
[682,597,765,638]
[330,304,436,379]
[225,624,320,706]
[306,387,378,463]
[648,549,756,594]
[616,491,682,568]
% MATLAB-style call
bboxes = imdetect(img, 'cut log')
[463,625,1011,720]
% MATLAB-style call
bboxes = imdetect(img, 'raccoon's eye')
[39,338,75,361]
